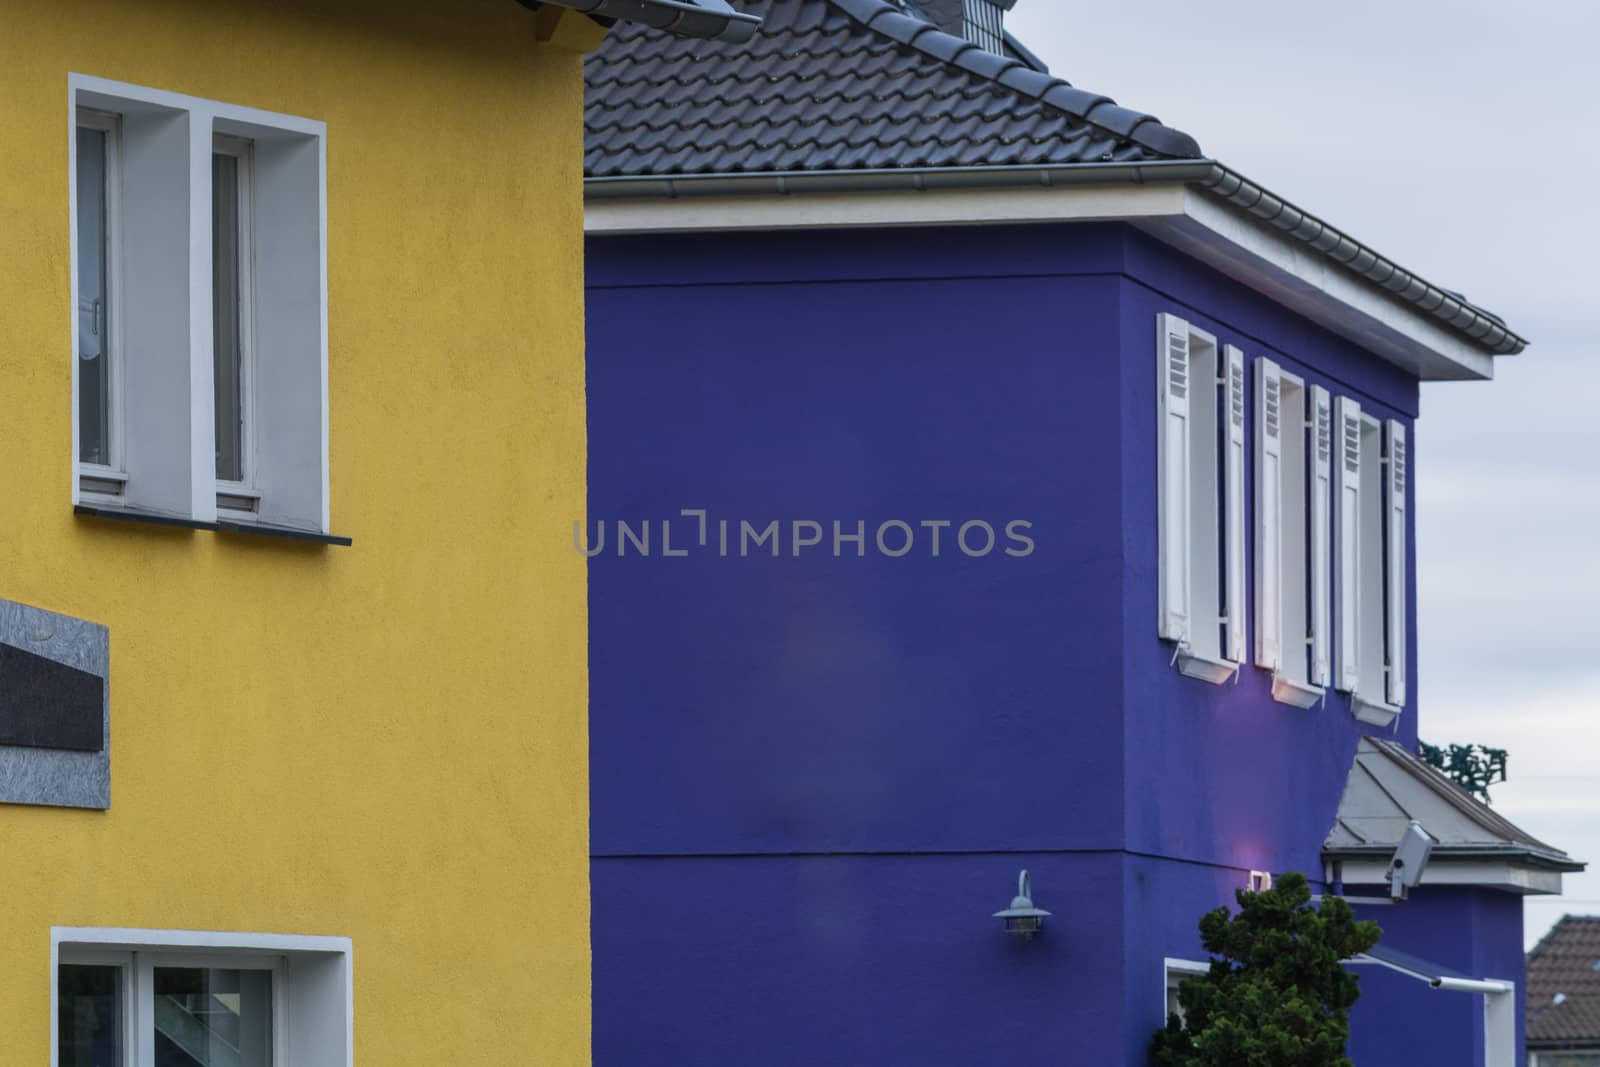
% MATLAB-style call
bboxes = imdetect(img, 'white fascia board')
[1337,858,1565,895]
[53,925,352,954]
[1150,190,1494,381]
[586,182,1189,233]
[586,182,1495,381]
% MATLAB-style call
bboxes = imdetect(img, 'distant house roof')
[1528,917,1600,1049]
[584,0,1198,178]
[1324,738,1581,883]
[584,0,1528,367]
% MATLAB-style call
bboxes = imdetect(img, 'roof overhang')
[585,161,1521,381]
[1331,853,1570,896]
[1323,737,1583,896]
[530,0,760,43]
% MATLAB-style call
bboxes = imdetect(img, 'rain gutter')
[586,159,1527,356]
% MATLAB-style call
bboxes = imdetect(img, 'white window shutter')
[1309,386,1333,687]
[1253,357,1282,670]
[1385,420,1408,706]
[1333,396,1362,693]
[1157,313,1192,644]
[1224,345,1247,664]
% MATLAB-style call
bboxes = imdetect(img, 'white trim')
[52,927,352,1067]
[1351,693,1401,727]
[67,73,331,532]
[1162,957,1209,1024]
[587,182,1189,234]
[1176,648,1238,685]
[585,183,1494,381]
[1271,675,1324,708]
[1336,858,1565,895]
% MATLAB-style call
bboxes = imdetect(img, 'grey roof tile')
[584,0,1202,179]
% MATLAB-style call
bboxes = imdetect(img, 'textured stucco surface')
[0,0,591,1062]
[0,598,109,809]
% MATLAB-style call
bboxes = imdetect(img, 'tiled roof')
[1529,917,1600,1047]
[584,0,1201,178]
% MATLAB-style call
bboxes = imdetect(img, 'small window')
[1333,398,1407,724]
[54,928,351,1067]
[1157,314,1245,683]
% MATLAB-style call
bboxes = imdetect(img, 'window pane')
[59,964,122,1067]
[213,151,244,483]
[154,967,272,1067]
[77,126,110,467]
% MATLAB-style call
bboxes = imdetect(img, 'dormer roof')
[1325,738,1581,894]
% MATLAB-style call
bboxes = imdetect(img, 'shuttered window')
[1332,396,1409,725]
[1157,314,1241,684]
[1255,361,1321,707]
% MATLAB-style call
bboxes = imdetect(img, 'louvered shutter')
[1385,420,1407,706]
[1224,345,1247,664]
[1157,313,1192,644]
[1253,357,1282,670]
[1309,386,1333,687]
[1333,397,1362,692]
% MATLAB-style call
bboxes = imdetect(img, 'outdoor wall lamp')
[993,870,1051,940]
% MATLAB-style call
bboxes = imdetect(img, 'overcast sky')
[1009,0,1600,950]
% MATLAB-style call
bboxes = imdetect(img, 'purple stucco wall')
[586,221,1519,1065]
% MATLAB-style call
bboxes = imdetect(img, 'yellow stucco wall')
[0,0,590,1061]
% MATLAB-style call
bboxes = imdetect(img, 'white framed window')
[53,927,351,1067]
[1253,361,1329,707]
[69,74,329,535]
[1163,957,1209,1025]
[1157,314,1246,683]
[1332,397,1407,725]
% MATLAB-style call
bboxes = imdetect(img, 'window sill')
[1351,693,1401,727]
[1175,647,1238,685]
[214,519,352,547]
[1271,675,1324,709]
[74,504,217,532]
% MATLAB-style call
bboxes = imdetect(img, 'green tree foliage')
[1149,872,1382,1067]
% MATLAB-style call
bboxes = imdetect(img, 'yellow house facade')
[0,0,755,1062]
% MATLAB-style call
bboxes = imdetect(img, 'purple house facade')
[582,2,1581,1064]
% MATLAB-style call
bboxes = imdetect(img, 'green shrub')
[1150,872,1381,1067]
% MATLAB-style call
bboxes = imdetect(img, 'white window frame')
[68,73,329,533]
[72,106,128,501]
[1162,957,1209,1025]
[1157,313,1244,685]
[1254,360,1324,708]
[211,132,259,516]
[52,926,352,1067]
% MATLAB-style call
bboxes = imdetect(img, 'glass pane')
[58,964,123,1067]
[213,151,244,483]
[76,126,110,467]
[154,967,272,1067]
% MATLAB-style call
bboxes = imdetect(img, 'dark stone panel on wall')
[0,642,106,752]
